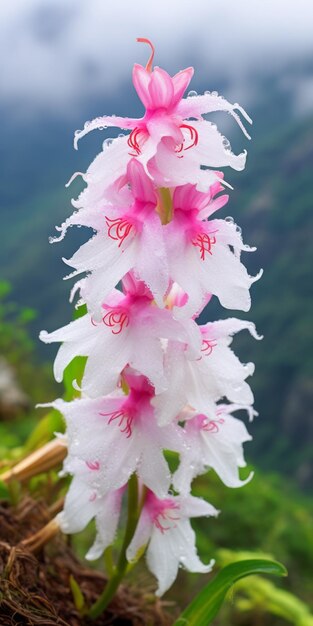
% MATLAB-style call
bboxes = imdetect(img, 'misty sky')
[1,0,313,117]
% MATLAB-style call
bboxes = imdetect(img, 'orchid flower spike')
[40,38,261,602]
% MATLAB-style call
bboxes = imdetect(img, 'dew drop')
[235,225,242,235]
[212,90,218,96]
[225,216,234,224]
[103,138,114,148]
[118,133,125,138]
[187,90,198,97]
[204,90,211,95]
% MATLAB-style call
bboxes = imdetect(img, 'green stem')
[103,546,116,578]
[88,474,139,620]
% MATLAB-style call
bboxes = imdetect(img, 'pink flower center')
[153,501,180,533]
[192,231,217,260]
[106,216,134,246]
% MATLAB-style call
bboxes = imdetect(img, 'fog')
[1,0,313,115]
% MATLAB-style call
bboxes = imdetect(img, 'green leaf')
[173,559,287,626]
[0,480,10,500]
[63,355,87,401]
[24,409,65,452]
[69,575,86,614]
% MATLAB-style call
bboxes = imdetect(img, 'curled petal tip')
[136,37,155,72]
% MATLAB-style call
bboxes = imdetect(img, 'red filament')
[201,339,218,355]
[192,232,217,260]
[127,127,145,155]
[100,409,134,438]
[154,505,180,533]
[175,123,199,155]
[106,216,134,246]
[102,310,129,334]
[202,418,225,433]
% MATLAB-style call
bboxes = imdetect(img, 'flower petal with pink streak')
[127,492,217,596]
[173,406,253,493]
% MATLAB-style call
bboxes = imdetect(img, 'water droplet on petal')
[118,133,125,138]
[225,216,234,224]
[222,138,231,149]
[235,225,242,235]
[204,90,211,95]
[103,138,114,148]
[188,90,198,97]
[212,90,218,97]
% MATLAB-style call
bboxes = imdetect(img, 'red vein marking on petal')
[201,339,218,355]
[106,216,134,246]
[86,460,100,471]
[192,231,217,260]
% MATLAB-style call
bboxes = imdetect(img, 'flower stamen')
[106,216,134,246]
[201,339,218,355]
[100,409,134,438]
[175,123,199,155]
[102,310,129,334]
[202,418,225,433]
[192,232,217,260]
[153,503,180,533]
[127,127,147,155]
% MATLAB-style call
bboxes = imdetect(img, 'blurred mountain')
[0,68,312,486]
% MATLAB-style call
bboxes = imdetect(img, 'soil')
[0,498,173,626]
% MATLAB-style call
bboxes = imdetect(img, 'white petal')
[177,92,252,139]
[82,330,130,397]
[174,520,215,573]
[130,334,167,393]
[86,489,123,560]
[79,244,136,315]
[191,120,247,172]
[180,495,219,519]
[147,528,179,596]
[135,213,169,305]
[57,474,98,534]
[126,509,153,563]
[139,443,171,498]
